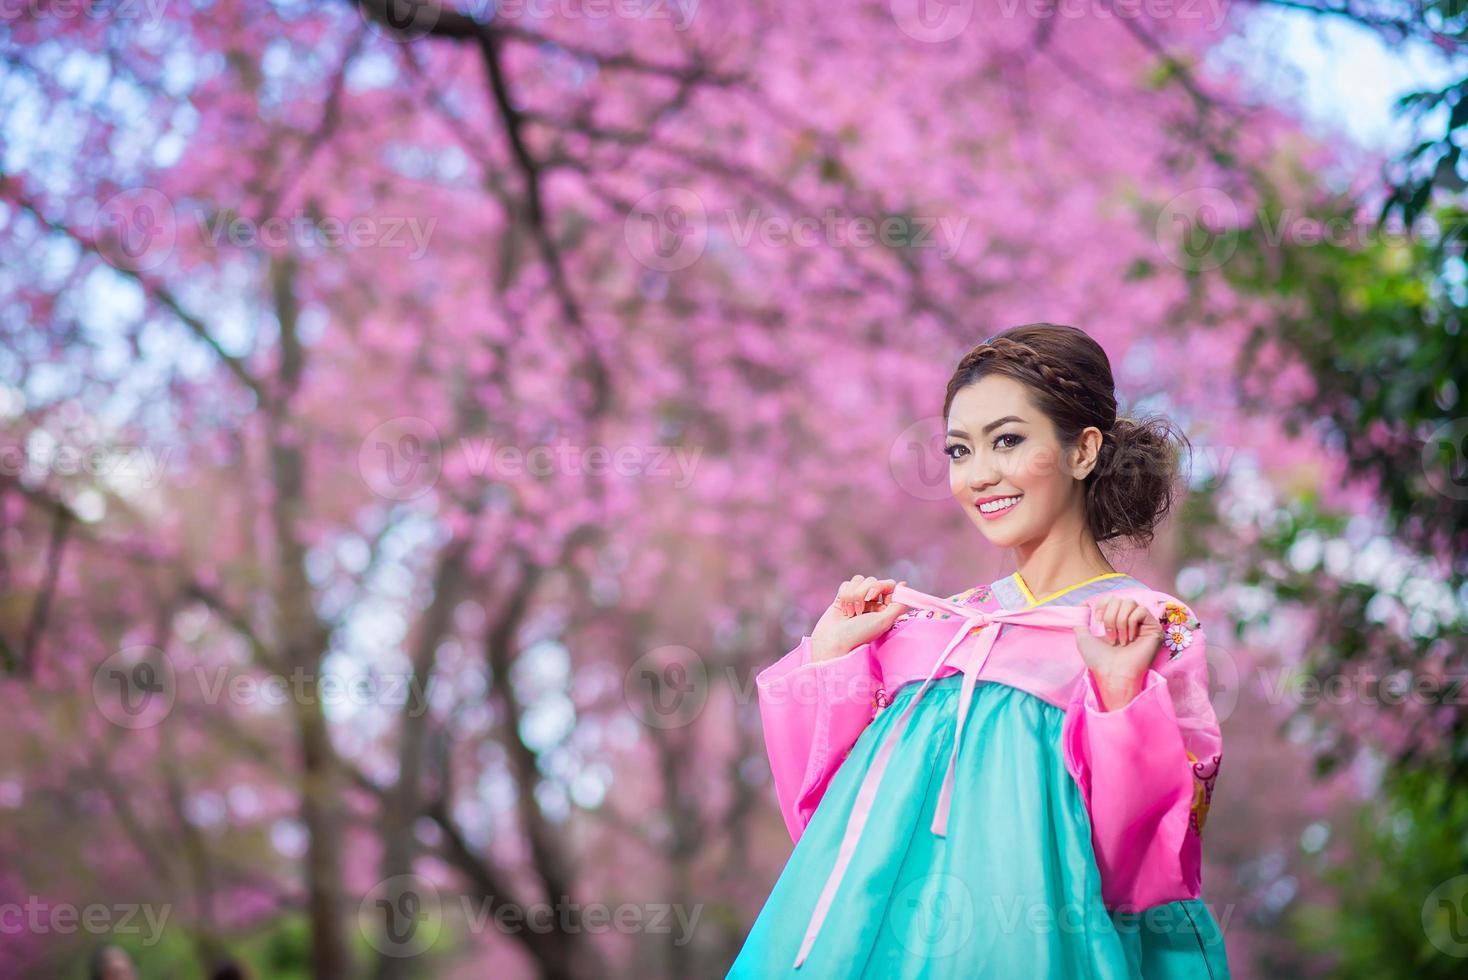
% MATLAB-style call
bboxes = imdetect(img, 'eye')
[943,443,970,461]
[992,433,1024,450]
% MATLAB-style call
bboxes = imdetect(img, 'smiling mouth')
[976,495,1022,517]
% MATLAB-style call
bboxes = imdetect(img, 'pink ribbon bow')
[793,583,1095,969]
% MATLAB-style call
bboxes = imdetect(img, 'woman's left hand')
[1072,595,1164,709]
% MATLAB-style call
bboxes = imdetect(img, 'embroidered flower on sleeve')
[1186,750,1221,836]
[1160,601,1201,659]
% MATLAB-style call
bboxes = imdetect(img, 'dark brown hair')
[942,323,1190,550]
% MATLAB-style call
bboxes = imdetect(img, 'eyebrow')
[947,416,1026,439]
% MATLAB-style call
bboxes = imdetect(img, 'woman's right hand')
[809,576,909,662]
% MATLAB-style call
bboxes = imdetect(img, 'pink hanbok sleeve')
[755,635,884,843]
[1061,593,1223,912]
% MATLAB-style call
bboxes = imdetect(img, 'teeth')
[979,495,1020,514]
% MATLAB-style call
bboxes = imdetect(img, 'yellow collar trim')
[1013,571,1127,608]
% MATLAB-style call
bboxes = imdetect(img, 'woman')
[729,324,1229,978]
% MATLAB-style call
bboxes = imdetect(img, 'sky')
[1215,5,1464,152]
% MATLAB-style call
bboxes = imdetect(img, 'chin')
[971,522,1014,547]
[972,515,1032,548]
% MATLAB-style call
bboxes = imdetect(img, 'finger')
[1127,606,1147,644]
[1098,598,1115,642]
[1112,602,1128,643]
[861,576,882,602]
[1110,600,1131,643]
[1116,600,1136,641]
[863,577,895,612]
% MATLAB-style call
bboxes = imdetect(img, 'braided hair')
[942,323,1190,550]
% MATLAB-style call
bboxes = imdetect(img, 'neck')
[1012,527,1116,599]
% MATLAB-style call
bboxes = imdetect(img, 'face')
[944,376,1101,549]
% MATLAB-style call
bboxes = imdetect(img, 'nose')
[965,455,1001,492]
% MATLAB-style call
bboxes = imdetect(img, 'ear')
[1070,425,1104,479]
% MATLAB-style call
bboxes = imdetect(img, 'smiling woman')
[940,326,1188,565]
[731,324,1228,978]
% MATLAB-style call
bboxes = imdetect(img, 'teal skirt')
[729,674,1231,978]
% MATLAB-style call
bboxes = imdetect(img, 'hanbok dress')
[728,571,1230,978]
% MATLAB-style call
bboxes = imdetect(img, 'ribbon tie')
[792,583,1093,969]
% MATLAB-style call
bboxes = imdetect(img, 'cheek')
[1009,444,1063,490]
[948,459,967,496]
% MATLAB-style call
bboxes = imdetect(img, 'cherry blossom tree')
[0,2,1388,977]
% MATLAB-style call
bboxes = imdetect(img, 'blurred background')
[2,1,1467,977]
